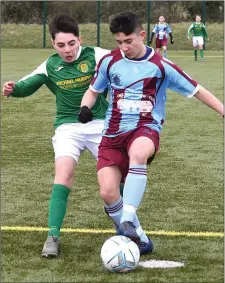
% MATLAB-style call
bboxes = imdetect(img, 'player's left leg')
[118,127,159,252]
[198,37,205,62]
[162,45,167,58]
[120,137,155,226]
[161,38,168,58]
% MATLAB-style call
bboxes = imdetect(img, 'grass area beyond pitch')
[1,22,224,50]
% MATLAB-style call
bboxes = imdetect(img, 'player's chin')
[125,53,134,59]
[64,56,75,62]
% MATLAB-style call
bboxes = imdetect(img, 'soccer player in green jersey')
[2,13,150,258]
[187,15,208,62]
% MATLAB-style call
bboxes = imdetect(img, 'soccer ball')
[100,235,140,273]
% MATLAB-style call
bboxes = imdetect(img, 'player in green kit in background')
[2,13,149,258]
[187,15,208,62]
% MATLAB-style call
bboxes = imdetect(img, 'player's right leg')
[193,37,198,61]
[98,165,140,243]
[155,38,161,55]
[85,119,125,197]
[42,156,76,258]
[42,123,85,258]
[97,136,140,244]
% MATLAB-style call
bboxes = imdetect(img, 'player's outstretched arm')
[2,62,47,98]
[149,32,155,45]
[79,88,100,123]
[169,32,174,44]
[2,81,15,97]
[194,85,224,117]
[203,25,209,40]
[187,24,193,39]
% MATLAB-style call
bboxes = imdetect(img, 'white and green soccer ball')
[100,235,140,273]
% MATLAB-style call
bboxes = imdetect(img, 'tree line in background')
[1,1,224,24]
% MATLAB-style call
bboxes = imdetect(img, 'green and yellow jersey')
[188,22,208,39]
[10,46,110,128]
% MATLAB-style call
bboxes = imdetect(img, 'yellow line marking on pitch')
[169,56,223,58]
[1,226,223,237]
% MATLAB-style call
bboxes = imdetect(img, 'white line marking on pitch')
[139,260,185,269]
[169,56,223,58]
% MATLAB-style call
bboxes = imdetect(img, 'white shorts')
[52,120,104,162]
[192,36,204,47]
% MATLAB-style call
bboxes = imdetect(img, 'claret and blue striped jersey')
[153,23,172,40]
[90,47,199,137]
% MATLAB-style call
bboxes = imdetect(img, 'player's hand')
[149,40,152,45]
[2,81,15,97]
[170,39,174,44]
[78,106,93,123]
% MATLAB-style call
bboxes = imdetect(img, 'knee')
[100,186,118,204]
[130,151,148,164]
[54,170,74,188]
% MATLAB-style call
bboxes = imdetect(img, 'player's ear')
[139,30,146,41]
[78,35,82,45]
[51,39,55,48]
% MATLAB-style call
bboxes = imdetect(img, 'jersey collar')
[120,46,155,62]
[74,46,82,61]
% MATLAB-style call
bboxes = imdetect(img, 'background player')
[188,14,208,62]
[79,11,224,250]
[149,15,174,58]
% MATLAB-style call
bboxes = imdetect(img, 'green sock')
[48,184,70,238]
[120,183,124,197]
[200,49,204,58]
[194,50,197,58]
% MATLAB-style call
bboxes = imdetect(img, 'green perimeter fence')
[2,1,224,50]
[42,0,206,47]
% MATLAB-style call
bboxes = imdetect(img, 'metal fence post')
[147,0,151,45]
[97,0,100,47]
[202,0,206,50]
[43,0,47,48]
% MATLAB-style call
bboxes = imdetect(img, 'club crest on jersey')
[78,61,90,73]
[112,74,121,85]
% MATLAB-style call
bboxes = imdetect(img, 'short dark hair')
[109,11,142,35]
[49,13,79,40]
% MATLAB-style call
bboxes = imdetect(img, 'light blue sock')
[121,164,147,223]
[163,51,167,58]
[104,196,123,227]
[133,215,149,243]
[105,196,149,243]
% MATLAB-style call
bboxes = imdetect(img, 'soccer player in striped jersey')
[188,15,208,62]
[149,15,174,58]
[2,13,151,258]
[79,11,224,249]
